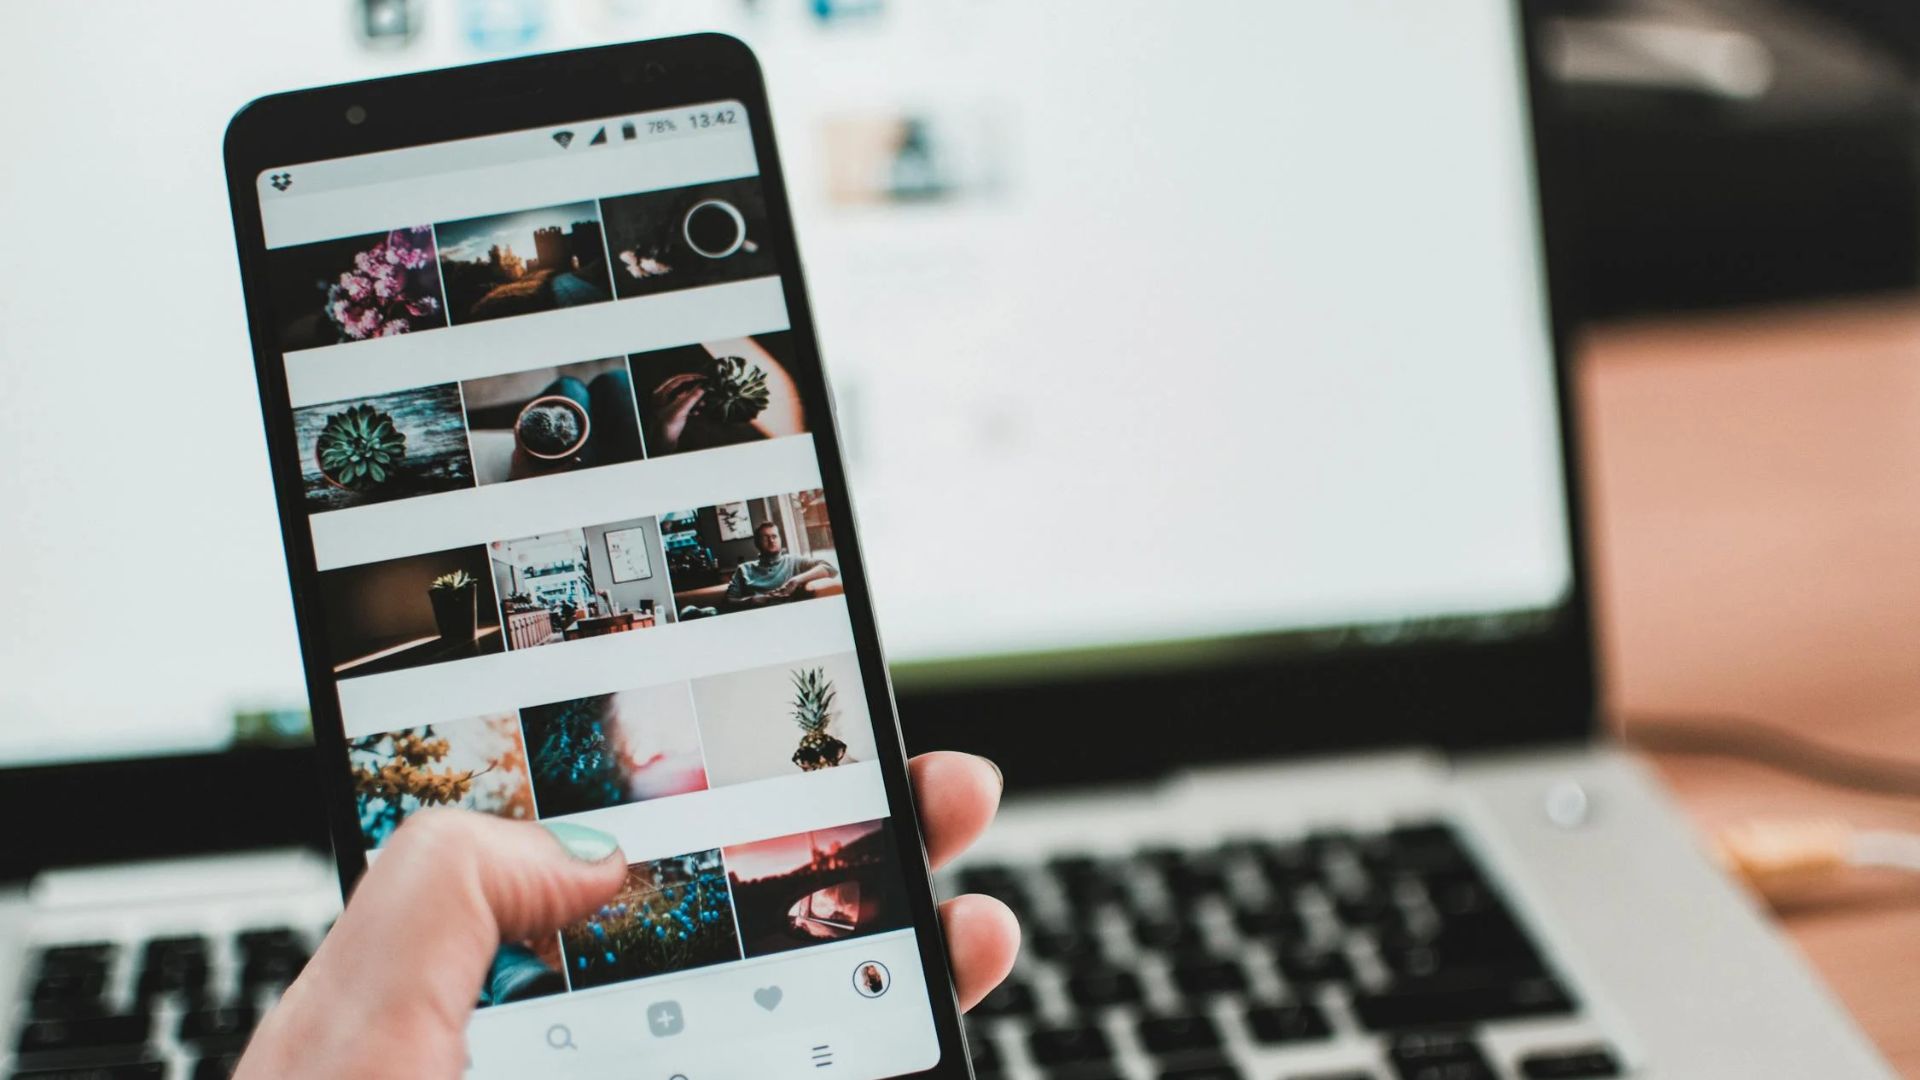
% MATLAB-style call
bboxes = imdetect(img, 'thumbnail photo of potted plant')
[514,392,592,460]
[699,355,771,422]
[789,667,847,772]
[429,570,479,644]
[315,403,407,491]
[632,334,808,458]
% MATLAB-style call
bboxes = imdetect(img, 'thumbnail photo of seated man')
[662,490,840,620]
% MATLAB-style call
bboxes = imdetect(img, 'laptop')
[0,2,1892,1078]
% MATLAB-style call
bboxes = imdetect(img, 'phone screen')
[246,95,946,1078]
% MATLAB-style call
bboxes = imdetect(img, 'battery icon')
[621,120,637,141]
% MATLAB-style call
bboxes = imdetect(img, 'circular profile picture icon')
[852,960,891,999]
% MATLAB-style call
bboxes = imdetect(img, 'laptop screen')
[0,0,1567,767]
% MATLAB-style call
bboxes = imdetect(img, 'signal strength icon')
[551,130,575,149]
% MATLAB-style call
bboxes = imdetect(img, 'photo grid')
[291,164,901,1013]
[288,331,807,515]
[347,649,899,1006]
[266,177,776,353]
[318,486,834,680]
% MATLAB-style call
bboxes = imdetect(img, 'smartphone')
[223,35,969,1079]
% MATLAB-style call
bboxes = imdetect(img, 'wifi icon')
[552,130,575,149]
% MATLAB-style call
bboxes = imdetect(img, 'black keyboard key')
[1049,856,1127,907]
[1353,974,1575,1031]
[1257,842,1317,890]
[193,1054,245,1080]
[1424,876,1500,920]
[36,944,117,971]
[1277,946,1352,986]
[11,1063,167,1079]
[1171,958,1246,997]
[240,950,308,990]
[1031,926,1104,965]
[1284,1073,1377,1080]
[1160,1061,1243,1080]
[1334,890,1399,929]
[1384,823,1472,874]
[1233,899,1305,940]
[178,1003,257,1048]
[31,971,107,1007]
[1162,860,1228,897]
[235,927,300,954]
[1137,1013,1221,1056]
[1066,965,1143,1007]
[146,935,209,958]
[1133,913,1206,951]
[1518,1046,1624,1078]
[971,978,1036,1017]
[1245,1003,1332,1044]
[1027,1024,1113,1066]
[1387,1030,1495,1080]
[955,865,1030,910]
[139,937,210,997]
[16,1013,152,1057]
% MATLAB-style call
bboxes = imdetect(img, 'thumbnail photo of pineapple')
[630,332,809,458]
[689,651,876,789]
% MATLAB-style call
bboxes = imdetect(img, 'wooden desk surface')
[1578,296,1920,1073]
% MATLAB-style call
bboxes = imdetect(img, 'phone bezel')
[223,34,970,1078]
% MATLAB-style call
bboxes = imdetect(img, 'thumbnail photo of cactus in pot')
[631,333,809,458]
[319,546,504,678]
[293,384,476,512]
[460,357,646,485]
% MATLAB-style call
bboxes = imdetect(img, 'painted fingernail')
[541,821,620,863]
[975,754,1005,791]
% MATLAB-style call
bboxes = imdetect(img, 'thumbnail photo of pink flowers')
[267,225,449,350]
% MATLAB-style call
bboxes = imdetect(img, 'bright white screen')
[0,0,1568,764]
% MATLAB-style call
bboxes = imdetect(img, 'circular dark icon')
[852,960,891,999]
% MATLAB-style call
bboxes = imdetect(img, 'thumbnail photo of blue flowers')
[560,848,742,991]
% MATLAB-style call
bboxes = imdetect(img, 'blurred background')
[2,0,1920,1061]
[3,0,1915,760]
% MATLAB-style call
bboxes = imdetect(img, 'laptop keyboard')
[9,925,318,1079]
[8,821,1623,1079]
[945,821,1625,1080]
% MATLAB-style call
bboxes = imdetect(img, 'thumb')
[239,810,625,1079]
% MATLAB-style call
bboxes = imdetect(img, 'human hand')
[235,752,1016,1079]
[649,373,706,451]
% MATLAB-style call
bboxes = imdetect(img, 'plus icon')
[646,1000,685,1038]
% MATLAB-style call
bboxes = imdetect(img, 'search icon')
[546,1023,578,1051]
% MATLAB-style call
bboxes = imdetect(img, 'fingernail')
[542,821,620,863]
[975,754,1004,792]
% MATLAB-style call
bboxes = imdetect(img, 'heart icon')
[754,985,783,1011]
